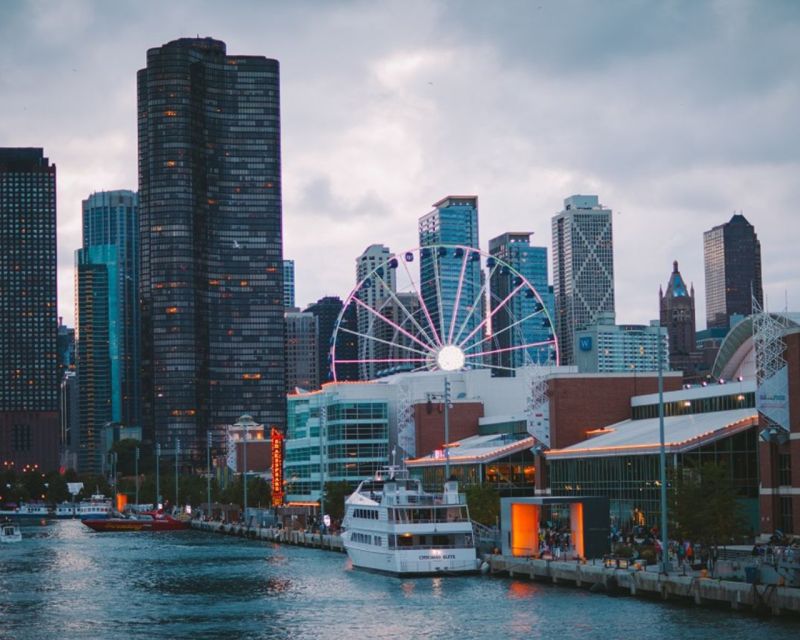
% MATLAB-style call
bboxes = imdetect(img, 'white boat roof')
[547,408,757,460]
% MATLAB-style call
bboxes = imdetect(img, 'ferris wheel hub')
[436,344,466,372]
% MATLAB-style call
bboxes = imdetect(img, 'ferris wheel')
[329,244,559,382]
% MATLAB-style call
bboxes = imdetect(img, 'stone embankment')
[488,555,800,616]
[192,519,345,552]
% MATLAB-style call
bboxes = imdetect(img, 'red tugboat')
[82,511,190,532]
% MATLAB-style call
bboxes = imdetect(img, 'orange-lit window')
[166,160,176,167]
[242,373,262,380]
[240,280,248,287]
[164,110,177,117]
[165,306,179,314]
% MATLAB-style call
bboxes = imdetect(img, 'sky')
[1,0,798,329]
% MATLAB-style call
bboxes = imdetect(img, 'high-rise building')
[285,310,318,392]
[305,295,358,384]
[138,38,284,461]
[703,213,763,330]
[488,232,555,369]
[552,195,615,366]
[0,148,59,471]
[80,190,140,431]
[57,318,75,383]
[418,196,481,350]
[659,260,702,380]
[355,244,395,380]
[59,371,79,471]
[283,259,295,309]
[574,314,668,374]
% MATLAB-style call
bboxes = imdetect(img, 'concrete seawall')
[489,555,800,616]
[192,520,345,552]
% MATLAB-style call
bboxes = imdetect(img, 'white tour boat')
[56,502,78,519]
[77,495,112,520]
[342,467,478,576]
[1,520,22,543]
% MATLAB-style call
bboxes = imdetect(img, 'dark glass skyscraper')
[703,213,763,330]
[138,38,285,461]
[305,296,358,384]
[0,148,59,471]
[488,232,555,370]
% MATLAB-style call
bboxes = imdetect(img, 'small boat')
[1,520,22,543]
[0,503,54,519]
[77,494,112,520]
[82,511,191,532]
[342,467,478,576]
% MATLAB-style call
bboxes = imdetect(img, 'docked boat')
[1,520,22,543]
[82,511,190,532]
[77,495,112,520]
[342,467,478,576]
[55,502,78,519]
[0,503,54,519]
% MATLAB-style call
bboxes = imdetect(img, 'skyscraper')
[659,260,701,380]
[0,148,59,471]
[283,259,295,309]
[285,310,318,392]
[703,213,763,330]
[552,195,615,366]
[305,295,358,384]
[355,244,395,380]
[418,196,481,349]
[488,232,555,369]
[138,38,284,461]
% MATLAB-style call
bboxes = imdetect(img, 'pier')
[192,520,345,552]
[487,555,800,616]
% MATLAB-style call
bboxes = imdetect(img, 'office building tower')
[59,371,79,471]
[285,310,318,392]
[355,244,395,380]
[703,213,763,330]
[659,260,702,380]
[574,314,668,374]
[305,295,358,384]
[57,318,75,382]
[0,148,59,471]
[489,232,555,369]
[283,259,295,308]
[552,195,615,366]
[138,38,284,461]
[418,196,482,350]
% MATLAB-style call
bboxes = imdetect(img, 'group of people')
[538,526,573,560]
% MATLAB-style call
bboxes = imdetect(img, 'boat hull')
[344,541,478,576]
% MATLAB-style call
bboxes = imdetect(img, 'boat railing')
[390,544,472,551]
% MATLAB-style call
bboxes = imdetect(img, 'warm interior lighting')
[242,373,262,380]
[511,503,539,557]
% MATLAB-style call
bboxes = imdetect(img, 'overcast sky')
[2,0,798,329]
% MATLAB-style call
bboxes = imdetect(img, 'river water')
[1,520,797,639]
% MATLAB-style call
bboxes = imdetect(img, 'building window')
[779,497,794,535]
[778,453,792,487]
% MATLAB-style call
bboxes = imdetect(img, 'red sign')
[271,427,284,507]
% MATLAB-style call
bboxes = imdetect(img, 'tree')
[465,484,500,526]
[323,481,352,520]
[670,461,748,547]
[111,438,153,476]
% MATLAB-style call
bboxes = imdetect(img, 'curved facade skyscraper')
[138,38,285,461]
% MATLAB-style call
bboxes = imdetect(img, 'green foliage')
[323,481,352,520]
[465,484,500,526]
[110,438,153,475]
[669,461,747,547]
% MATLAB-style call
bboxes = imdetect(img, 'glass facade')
[0,148,59,470]
[285,393,389,502]
[305,296,358,384]
[418,197,482,349]
[632,390,754,420]
[552,195,615,366]
[282,259,295,309]
[703,214,763,330]
[488,232,555,368]
[549,427,759,531]
[285,311,318,392]
[355,245,395,380]
[138,38,285,461]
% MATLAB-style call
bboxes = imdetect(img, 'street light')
[134,446,139,507]
[207,431,212,519]
[155,443,161,508]
[657,323,671,574]
[175,438,180,511]
[242,423,248,525]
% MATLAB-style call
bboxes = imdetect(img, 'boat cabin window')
[352,508,379,520]
[389,506,468,523]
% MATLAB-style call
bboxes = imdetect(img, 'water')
[1,520,797,640]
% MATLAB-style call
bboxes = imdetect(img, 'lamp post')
[134,446,139,507]
[242,424,248,525]
[175,437,180,511]
[444,377,451,480]
[207,431,212,518]
[155,443,161,508]
[657,325,671,574]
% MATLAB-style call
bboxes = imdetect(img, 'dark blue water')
[1,520,797,639]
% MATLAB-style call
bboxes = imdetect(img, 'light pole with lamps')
[155,443,161,508]
[206,431,212,519]
[134,446,139,507]
[242,424,248,525]
[174,438,180,511]
[657,324,671,574]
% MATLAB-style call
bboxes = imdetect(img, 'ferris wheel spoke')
[447,248,470,344]
[369,267,439,349]
[458,282,526,349]
[453,261,500,346]
[334,357,428,364]
[462,306,544,353]
[400,257,443,347]
[336,326,431,358]
[431,249,447,342]
[464,339,555,359]
[353,296,434,353]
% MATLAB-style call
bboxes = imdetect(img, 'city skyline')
[1,1,799,328]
